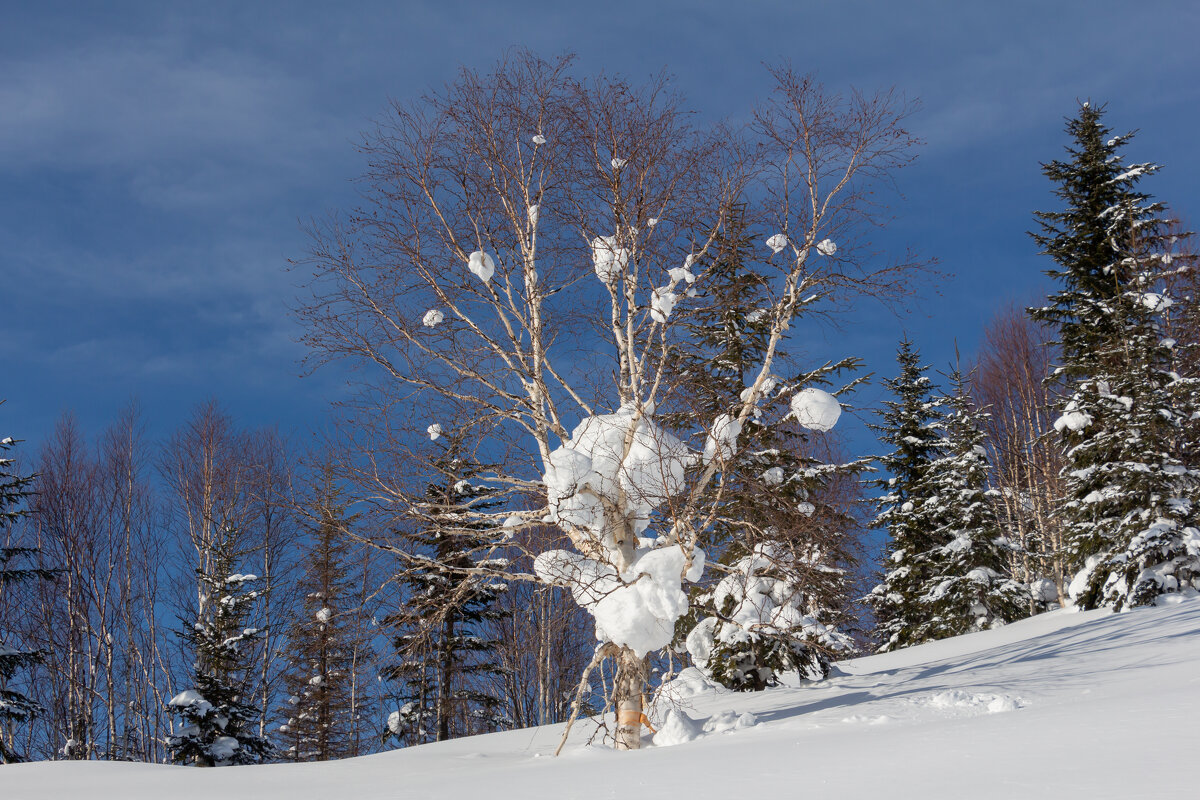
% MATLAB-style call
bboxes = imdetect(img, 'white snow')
[1053,409,1092,433]
[1140,292,1173,312]
[542,408,694,544]
[534,544,704,657]
[765,233,789,254]
[531,134,547,145]
[468,250,496,283]
[761,466,785,485]
[789,387,841,432]
[422,308,445,327]
[647,217,660,227]
[591,236,630,283]
[667,266,696,285]
[610,157,627,169]
[527,204,539,226]
[650,287,678,323]
[815,238,837,256]
[427,424,443,440]
[315,608,332,623]
[10,599,1200,798]
[701,413,741,464]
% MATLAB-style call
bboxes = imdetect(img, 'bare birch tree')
[298,52,922,750]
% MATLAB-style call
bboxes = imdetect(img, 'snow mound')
[918,689,1025,715]
[652,708,757,747]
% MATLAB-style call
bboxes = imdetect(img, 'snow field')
[9,596,1200,799]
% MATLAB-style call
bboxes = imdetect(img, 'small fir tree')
[866,338,945,651]
[280,476,368,762]
[168,537,273,766]
[383,440,510,746]
[912,368,1028,638]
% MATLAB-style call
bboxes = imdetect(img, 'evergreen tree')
[912,368,1028,638]
[280,475,368,762]
[866,338,944,651]
[383,440,510,746]
[665,211,863,688]
[1031,103,1200,609]
[167,535,273,766]
[1,429,57,765]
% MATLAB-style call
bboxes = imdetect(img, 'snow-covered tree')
[0,425,57,764]
[167,538,273,766]
[912,368,1028,638]
[866,338,944,651]
[299,53,922,749]
[1031,103,1200,610]
[662,210,863,688]
[685,543,855,690]
[382,440,509,746]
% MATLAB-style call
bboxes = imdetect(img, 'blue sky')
[3,0,1199,454]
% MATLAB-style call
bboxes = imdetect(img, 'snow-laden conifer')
[384,439,509,745]
[0,424,56,764]
[912,368,1028,637]
[1031,103,1200,609]
[167,537,273,766]
[866,338,943,651]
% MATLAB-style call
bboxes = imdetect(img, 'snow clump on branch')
[651,287,678,322]
[542,409,694,545]
[789,387,842,432]
[422,309,444,327]
[816,238,838,256]
[591,236,630,283]
[766,233,789,254]
[468,250,495,283]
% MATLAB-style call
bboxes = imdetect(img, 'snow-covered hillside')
[9,598,1200,799]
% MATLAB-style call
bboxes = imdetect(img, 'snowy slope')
[8,597,1200,799]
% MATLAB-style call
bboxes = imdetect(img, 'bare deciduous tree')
[298,52,923,750]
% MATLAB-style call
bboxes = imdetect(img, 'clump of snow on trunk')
[542,409,694,545]
[537,408,705,657]
[592,236,630,283]
[534,544,704,658]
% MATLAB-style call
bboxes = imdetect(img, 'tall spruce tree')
[167,534,273,766]
[1031,103,1200,610]
[866,338,944,652]
[1,428,57,764]
[912,368,1028,638]
[281,474,367,761]
[664,211,862,689]
[383,440,509,745]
